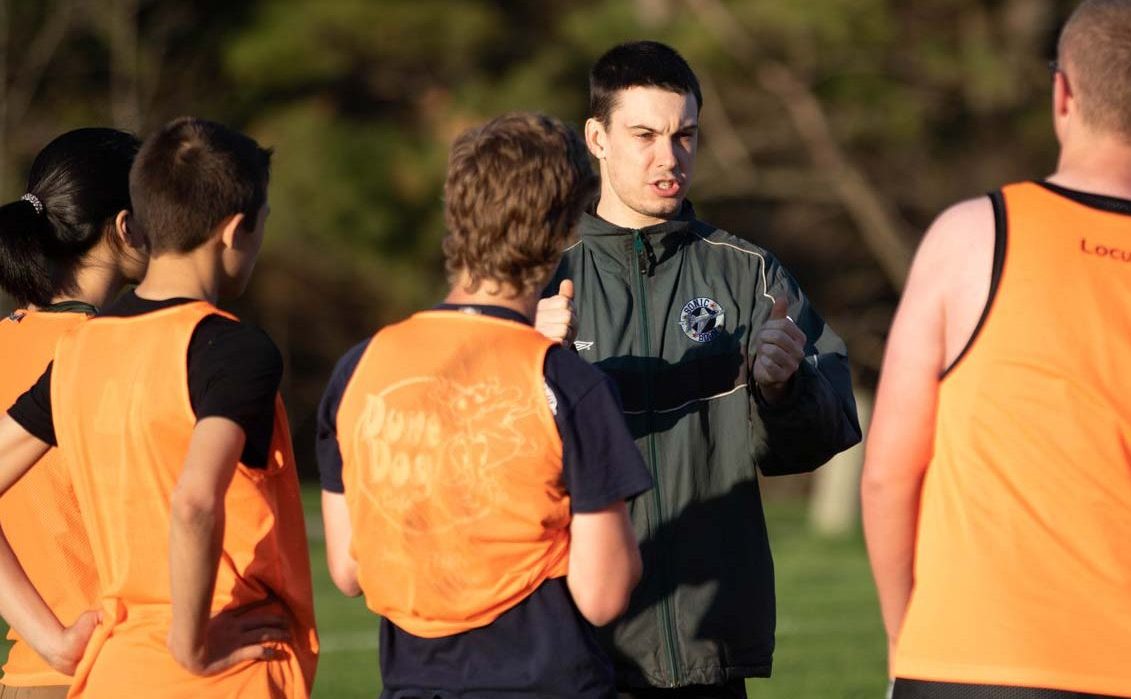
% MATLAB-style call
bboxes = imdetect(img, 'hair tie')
[20,193,44,215]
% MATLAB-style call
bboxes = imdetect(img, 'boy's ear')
[217,213,247,250]
[115,210,146,251]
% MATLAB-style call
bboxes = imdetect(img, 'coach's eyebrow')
[625,123,699,133]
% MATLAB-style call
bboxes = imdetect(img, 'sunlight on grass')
[0,490,886,698]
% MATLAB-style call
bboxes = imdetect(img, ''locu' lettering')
[1080,238,1131,262]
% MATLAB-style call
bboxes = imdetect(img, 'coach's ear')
[217,213,247,250]
[585,118,607,161]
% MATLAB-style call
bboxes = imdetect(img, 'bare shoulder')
[908,194,997,365]
[917,195,995,263]
[907,196,993,292]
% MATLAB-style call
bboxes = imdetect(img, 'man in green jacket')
[543,41,861,697]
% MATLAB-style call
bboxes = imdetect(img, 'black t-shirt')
[316,304,653,698]
[8,291,282,468]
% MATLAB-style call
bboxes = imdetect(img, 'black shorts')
[893,679,1127,699]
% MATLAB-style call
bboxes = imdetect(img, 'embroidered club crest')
[680,297,725,343]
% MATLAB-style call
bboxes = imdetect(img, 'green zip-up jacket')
[548,206,861,688]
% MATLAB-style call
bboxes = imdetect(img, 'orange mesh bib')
[0,311,97,687]
[894,183,1131,695]
[50,302,317,698]
[337,310,569,638]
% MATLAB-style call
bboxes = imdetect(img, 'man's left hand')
[753,297,807,404]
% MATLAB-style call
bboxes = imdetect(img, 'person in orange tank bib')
[0,117,317,698]
[316,112,653,697]
[0,128,147,699]
[862,2,1131,698]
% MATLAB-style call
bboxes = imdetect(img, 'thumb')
[770,296,789,321]
[72,609,102,636]
[558,279,574,300]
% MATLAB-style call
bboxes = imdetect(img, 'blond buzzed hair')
[1059,0,1131,138]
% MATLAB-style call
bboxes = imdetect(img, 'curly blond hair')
[442,112,597,296]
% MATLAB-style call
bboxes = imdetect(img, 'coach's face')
[586,86,699,229]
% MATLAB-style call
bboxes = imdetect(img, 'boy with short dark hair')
[317,111,652,697]
[0,116,318,698]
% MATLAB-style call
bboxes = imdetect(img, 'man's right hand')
[535,279,577,347]
[168,607,291,676]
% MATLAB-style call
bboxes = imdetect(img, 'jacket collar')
[577,201,699,271]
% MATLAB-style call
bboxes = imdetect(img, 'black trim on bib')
[894,678,1127,699]
[941,190,1008,379]
[1035,180,1131,217]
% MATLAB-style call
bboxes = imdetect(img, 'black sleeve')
[544,346,653,513]
[316,339,370,494]
[750,261,862,476]
[187,316,283,469]
[7,363,56,446]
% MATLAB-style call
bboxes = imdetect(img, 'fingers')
[535,292,578,346]
[755,327,806,360]
[558,279,574,300]
[535,315,575,345]
[752,324,806,389]
[537,294,573,313]
[754,301,809,390]
[233,614,291,649]
[535,306,574,325]
[753,350,798,386]
[205,642,286,676]
[183,615,292,676]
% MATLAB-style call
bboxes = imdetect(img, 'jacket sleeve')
[749,258,862,476]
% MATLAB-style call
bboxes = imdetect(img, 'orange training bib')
[337,310,569,638]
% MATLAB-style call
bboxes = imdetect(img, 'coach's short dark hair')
[129,117,272,255]
[442,112,597,296]
[590,41,703,126]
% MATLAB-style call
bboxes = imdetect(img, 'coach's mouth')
[649,178,683,198]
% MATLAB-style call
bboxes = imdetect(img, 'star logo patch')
[679,297,725,343]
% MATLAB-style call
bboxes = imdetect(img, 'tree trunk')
[108,0,140,131]
[809,387,873,537]
[684,0,915,290]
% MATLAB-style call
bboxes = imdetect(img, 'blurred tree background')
[0,0,1072,483]
[0,1,1086,695]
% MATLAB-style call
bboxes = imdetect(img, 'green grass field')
[1,489,887,697]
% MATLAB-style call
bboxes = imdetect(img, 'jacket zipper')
[632,231,682,686]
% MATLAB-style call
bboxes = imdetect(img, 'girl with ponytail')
[0,128,145,698]
[0,127,145,311]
